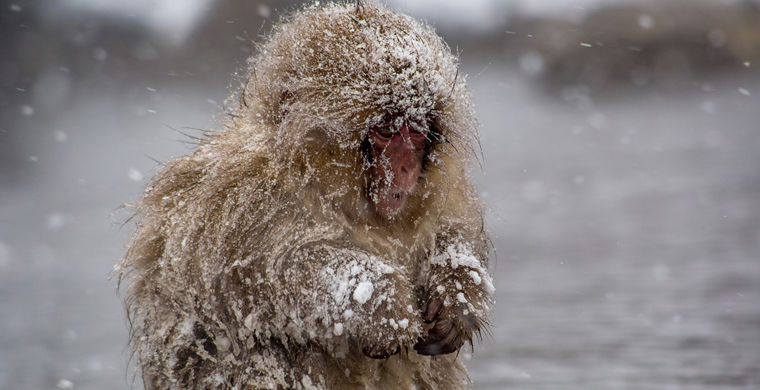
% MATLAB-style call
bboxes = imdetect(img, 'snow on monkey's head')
[240,2,479,222]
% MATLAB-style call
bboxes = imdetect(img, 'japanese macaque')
[117,2,493,389]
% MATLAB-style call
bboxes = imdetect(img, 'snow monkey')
[116,2,493,389]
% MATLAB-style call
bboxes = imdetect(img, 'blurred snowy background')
[1,0,759,388]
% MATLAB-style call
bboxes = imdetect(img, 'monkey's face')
[248,3,478,224]
[367,118,429,219]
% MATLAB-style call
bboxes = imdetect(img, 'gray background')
[1,0,759,389]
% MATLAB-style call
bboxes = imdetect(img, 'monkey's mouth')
[374,190,408,218]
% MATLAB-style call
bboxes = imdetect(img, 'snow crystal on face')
[468,270,482,285]
[352,281,374,304]
[456,292,467,304]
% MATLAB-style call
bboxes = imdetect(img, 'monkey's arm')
[271,245,423,358]
[414,233,494,355]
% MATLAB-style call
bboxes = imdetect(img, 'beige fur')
[117,2,493,389]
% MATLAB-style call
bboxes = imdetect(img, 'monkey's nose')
[396,162,420,190]
[397,124,414,146]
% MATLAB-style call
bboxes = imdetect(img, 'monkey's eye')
[408,126,429,143]
[410,127,428,137]
[373,126,396,139]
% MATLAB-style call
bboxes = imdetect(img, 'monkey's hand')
[414,239,493,356]
[351,265,423,360]
[414,294,480,355]
[278,245,422,359]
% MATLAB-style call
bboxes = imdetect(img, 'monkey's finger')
[414,341,444,355]
[425,332,463,355]
[363,345,400,360]
[414,338,459,356]
[413,320,450,349]
[414,317,466,356]
[423,297,443,323]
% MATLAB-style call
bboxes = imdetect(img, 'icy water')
[1,63,758,389]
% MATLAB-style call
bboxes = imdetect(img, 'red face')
[368,121,429,218]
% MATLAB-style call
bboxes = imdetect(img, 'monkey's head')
[239,2,478,226]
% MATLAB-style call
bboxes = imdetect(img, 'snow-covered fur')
[116,2,493,389]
